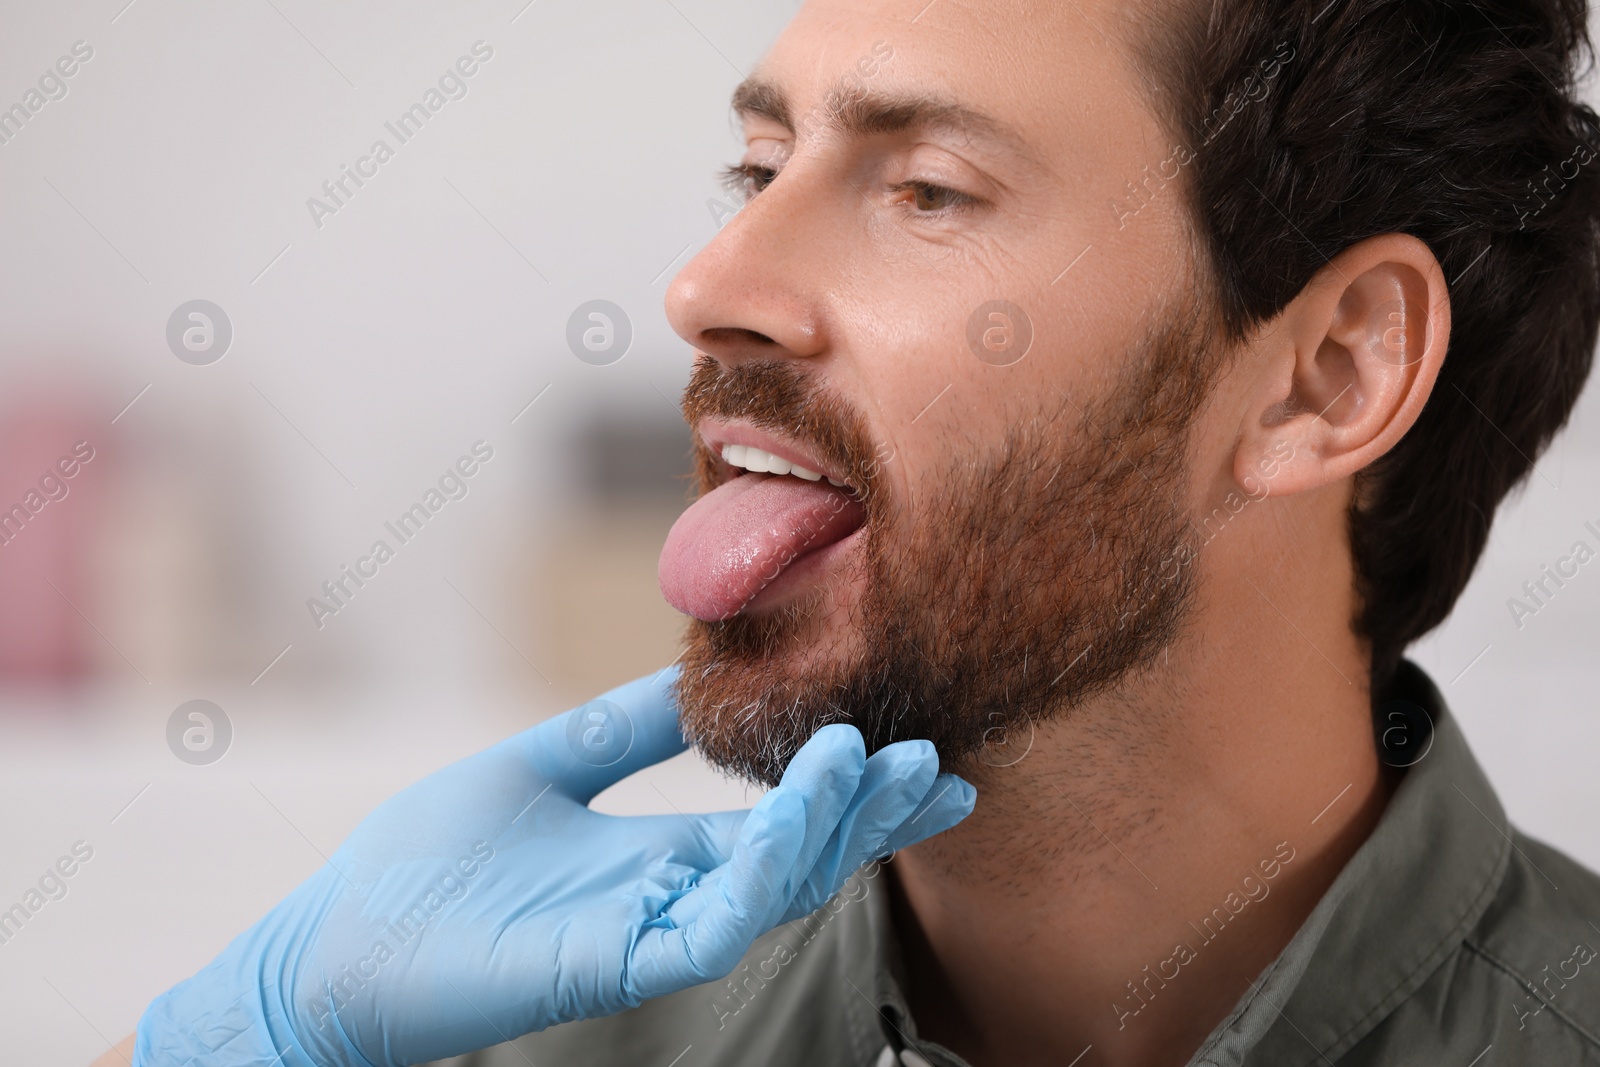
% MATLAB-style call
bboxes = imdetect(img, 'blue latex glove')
[133,667,975,1066]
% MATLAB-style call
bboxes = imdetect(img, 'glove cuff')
[132,942,320,1067]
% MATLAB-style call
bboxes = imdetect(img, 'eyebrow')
[730,75,1044,170]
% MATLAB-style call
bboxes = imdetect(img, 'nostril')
[701,325,779,349]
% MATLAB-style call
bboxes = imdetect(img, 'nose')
[664,178,830,368]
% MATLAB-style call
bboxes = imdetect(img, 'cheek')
[836,310,959,481]
[835,253,1122,504]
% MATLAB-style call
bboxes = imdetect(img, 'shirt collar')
[1235,659,1511,1065]
[840,660,1511,1067]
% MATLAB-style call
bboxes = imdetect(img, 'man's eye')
[716,166,979,216]
[889,180,978,214]
[719,162,777,203]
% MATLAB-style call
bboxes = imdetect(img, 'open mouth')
[658,428,868,621]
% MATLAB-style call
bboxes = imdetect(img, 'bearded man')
[116,0,1600,1064]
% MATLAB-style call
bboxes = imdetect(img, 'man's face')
[661,0,1228,786]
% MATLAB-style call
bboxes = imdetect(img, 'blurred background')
[0,1,1596,1062]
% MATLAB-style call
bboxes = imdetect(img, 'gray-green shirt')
[442,662,1600,1065]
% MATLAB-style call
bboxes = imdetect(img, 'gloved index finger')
[521,665,691,804]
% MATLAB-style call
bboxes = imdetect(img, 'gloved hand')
[133,667,975,1066]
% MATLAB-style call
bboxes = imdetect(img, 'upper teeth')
[722,444,847,487]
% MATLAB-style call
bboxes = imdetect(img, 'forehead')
[754,0,1165,174]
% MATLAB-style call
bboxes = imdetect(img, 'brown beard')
[674,301,1224,788]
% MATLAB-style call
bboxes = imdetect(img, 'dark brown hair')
[1138,0,1600,690]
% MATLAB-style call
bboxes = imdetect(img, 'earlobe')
[1233,234,1451,499]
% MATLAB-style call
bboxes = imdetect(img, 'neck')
[887,531,1395,1067]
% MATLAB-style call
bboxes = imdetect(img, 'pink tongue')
[659,473,864,621]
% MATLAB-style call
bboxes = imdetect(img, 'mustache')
[680,355,889,503]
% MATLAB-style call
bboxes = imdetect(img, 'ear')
[1232,233,1450,499]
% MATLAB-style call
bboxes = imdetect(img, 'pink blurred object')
[0,396,106,681]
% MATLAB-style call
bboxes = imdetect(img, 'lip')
[697,417,855,491]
